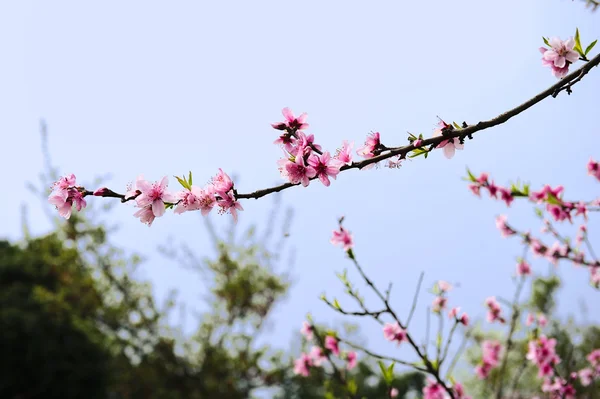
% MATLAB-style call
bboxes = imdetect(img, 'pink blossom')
[476,173,489,184]
[413,138,423,147]
[529,239,547,257]
[133,205,156,227]
[547,204,571,223]
[300,321,314,340]
[530,184,564,203]
[356,132,381,159]
[448,307,460,319]
[546,241,567,265]
[433,128,463,159]
[468,184,481,197]
[587,349,600,367]
[125,176,144,199]
[537,313,548,328]
[174,186,204,214]
[526,313,536,326]
[487,181,499,198]
[453,382,470,399]
[293,353,312,377]
[422,378,446,399]
[476,340,502,379]
[498,187,514,207]
[459,313,470,326]
[438,280,452,292]
[540,37,579,78]
[48,188,87,219]
[383,322,407,344]
[211,168,234,193]
[273,132,296,151]
[296,131,322,154]
[330,226,354,251]
[587,158,600,181]
[51,173,76,191]
[346,351,357,370]
[432,296,447,313]
[389,387,399,398]
[334,140,354,165]
[216,190,244,223]
[285,155,316,187]
[495,215,515,238]
[271,107,309,131]
[591,267,600,288]
[324,335,340,356]
[136,176,176,218]
[526,336,561,378]
[516,259,532,276]
[309,346,326,366]
[307,151,341,187]
[578,368,593,386]
[484,296,505,324]
[198,185,217,215]
[575,201,588,220]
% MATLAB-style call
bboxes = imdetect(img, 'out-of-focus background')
[1,1,599,398]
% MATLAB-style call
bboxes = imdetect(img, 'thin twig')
[406,272,424,327]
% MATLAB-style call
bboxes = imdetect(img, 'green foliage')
[0,236,110,399]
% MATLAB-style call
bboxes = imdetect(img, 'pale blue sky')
[1,0,599,377]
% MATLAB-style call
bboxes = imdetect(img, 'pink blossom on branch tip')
[271,107,309,131]
[324,335,340,356]
[346,351,357,370]
[330,226,354,251]
[300,321,314,340]
[540,37,579,78]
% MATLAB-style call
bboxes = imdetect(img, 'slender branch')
[439,321,460,367]
[311,325,354,399]
[339,338,428,372]
[406,272,424,328]
[234,52,600,200]
[445,326,473,380]
[495,272,527,399]
[348,256,455,398]
[322,298,387,318]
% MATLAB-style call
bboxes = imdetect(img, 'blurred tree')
[460,274,600,398]
[0,122,426,398]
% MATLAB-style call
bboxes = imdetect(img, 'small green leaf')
[466,168,476,182]
[387,362,395,376]
[175,176,191,190]
[575,28,584,55]
[188,171,193,185]
[585,39,598,56]
[542,37,550,47]
[409,148,429,158]
[347,379,358,395]
[333,299,341,310]
[452,121,461,130]
[378,361,393,385]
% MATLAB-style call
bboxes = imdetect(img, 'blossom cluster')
[47,174,87,219]
[475,340,503,379]
[422,379,470,399]
[293,322,357,377]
